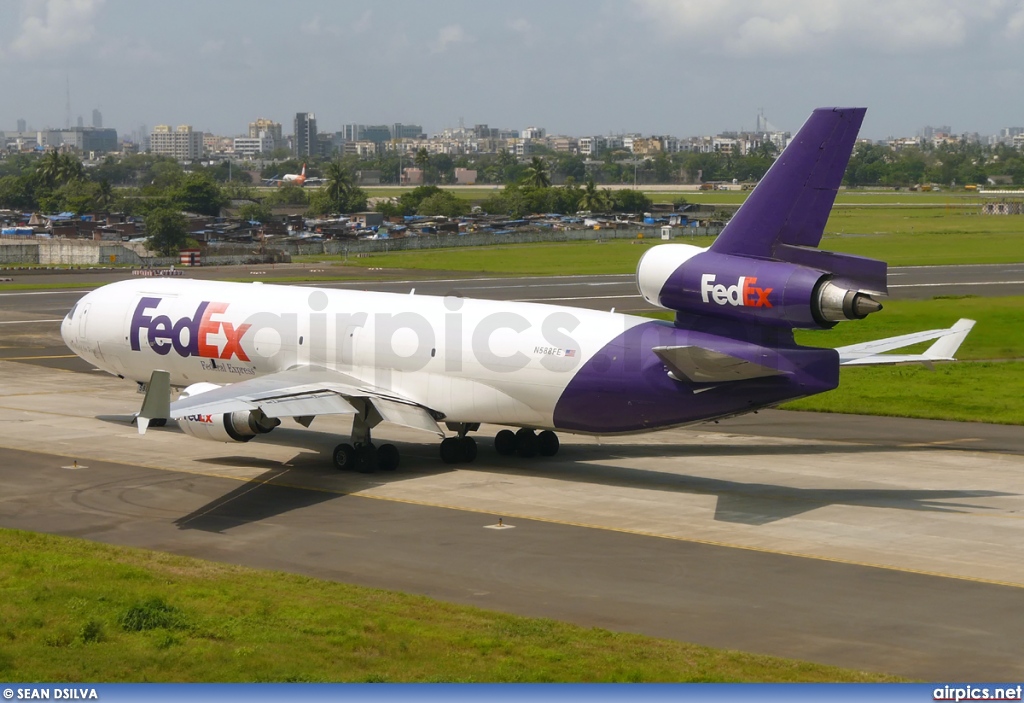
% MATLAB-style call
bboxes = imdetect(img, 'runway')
[1,266,1023,680]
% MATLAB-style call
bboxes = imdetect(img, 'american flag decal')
[565,349,576,357]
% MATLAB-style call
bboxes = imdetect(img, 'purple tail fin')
[711,107,866,258]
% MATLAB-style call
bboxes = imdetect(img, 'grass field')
[327,222,1023,273]
[0,529,895,683]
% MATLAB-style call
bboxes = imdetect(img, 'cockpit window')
[66,303,78,320]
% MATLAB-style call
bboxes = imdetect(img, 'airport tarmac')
[1,268,1023,680]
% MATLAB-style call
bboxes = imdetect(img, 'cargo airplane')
[62,108,974,472]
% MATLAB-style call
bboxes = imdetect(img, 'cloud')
[432,24,471,53]
[354,9,372,33]
[5,0,105,61]
[631,0,1013,56]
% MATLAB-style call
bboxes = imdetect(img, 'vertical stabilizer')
[711,107,866,258]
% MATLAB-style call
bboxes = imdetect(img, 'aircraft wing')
[161,366,444,437]
[837,318,975,366]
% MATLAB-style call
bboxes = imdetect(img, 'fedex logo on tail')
[700,274,773,308]
[130,297,251,361]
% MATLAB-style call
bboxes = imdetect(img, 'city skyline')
[2,0,1024,141]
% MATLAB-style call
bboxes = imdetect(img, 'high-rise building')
[390,123,424,140]
[293,112,317,157]
[16,118,26,132]
[92,109,102,129]
[248,118,282,144]
[149,124,204,160]
[76,115,84,129]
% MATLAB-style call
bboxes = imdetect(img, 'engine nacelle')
[636,244,881,330]
[176,382,280,443]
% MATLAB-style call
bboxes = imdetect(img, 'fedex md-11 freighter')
[61,108,974,472]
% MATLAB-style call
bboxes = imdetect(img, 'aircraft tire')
[538,430,560,457]
[378,443,400,471]
[356,444,378,474]
[515,429,538,458]
[149,418,167,428]
[332,443,357,471]
[440,437,462,464]
[494,429,516,456]
[460,436,478,463]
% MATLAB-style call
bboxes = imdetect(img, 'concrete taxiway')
[1,268,1023,680]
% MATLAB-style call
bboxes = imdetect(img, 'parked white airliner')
[61,108,974,472]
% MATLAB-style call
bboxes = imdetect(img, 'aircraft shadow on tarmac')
[93,418,1014,530]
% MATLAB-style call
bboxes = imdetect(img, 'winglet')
[137,370,171,435]
[923,318,975,360]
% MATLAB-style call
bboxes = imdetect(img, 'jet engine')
[636,243,882,330]
[176,382,280,443]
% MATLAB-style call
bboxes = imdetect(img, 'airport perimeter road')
[2,359,1024,680]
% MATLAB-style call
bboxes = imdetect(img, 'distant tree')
[578,179,607,212]
[0,175,37,210]
[237,201,273,223]
[414,148,431,183]
[57,154,85,184]
[36,151,62,187]
[416,191,469,217]
[263,183,308,207]
[523,156,551,189]
[609,189,651,214]
[323,161,355,205]
[95,180,115,211]
[169,173,227,216]
[144,208,189,256]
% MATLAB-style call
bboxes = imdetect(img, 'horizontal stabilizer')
[653,345,785,383]
[838,318,975,366]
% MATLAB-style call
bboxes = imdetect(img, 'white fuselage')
[62,278,648,430]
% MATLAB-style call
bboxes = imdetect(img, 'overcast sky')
[2,0,1024,141]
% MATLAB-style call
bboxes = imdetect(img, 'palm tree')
[57,153,85,183]
[37,151,62,187]
[95,180,114,211]
[524,156,550,189]
[578,179,607,213]
[414,148,430,183]
[323,161,354,206]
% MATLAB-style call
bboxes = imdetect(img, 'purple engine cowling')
[636,244,882,330]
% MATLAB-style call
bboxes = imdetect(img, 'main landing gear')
[331,401,399,473]
[331,406,562,472]
[494,428,559,458]
[439,424,560,464]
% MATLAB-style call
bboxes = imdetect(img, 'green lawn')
[0,529,895,683]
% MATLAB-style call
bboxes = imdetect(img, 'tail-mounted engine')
[176,382,280,443]
[637,243,883,330]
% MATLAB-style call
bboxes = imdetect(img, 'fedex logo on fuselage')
[130,296,251,361]
[700,274,773,308]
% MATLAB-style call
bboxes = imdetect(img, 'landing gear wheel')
[459,436,478,463]
[515,428,538,458]
[538,430,560,457]
[377,443,400,471]
[149,418,167,428]
[494,429,516,456]
[440,436,463,464]
[332,443,357,471]
[355,444,378,474]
